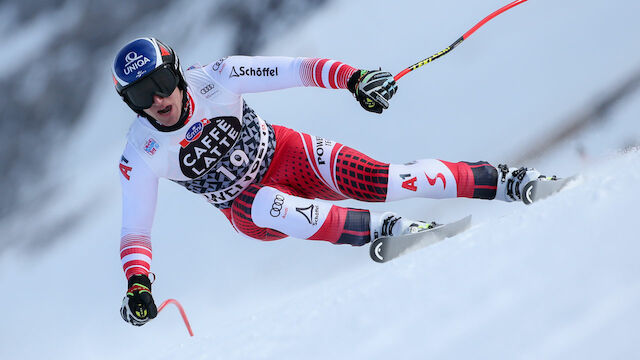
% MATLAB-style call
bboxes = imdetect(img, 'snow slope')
[1,0,639,359]
[173,152,640,360]
[1,150,639,360]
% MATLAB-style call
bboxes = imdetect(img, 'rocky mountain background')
[0,0,327,247]
[1,0,638,257]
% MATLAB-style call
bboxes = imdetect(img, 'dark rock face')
[219,0,328,54]
[0,0,328,251]
[1,1,173,220]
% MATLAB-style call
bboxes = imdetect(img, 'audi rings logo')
[200,83,215,94]
[270,194,285,217]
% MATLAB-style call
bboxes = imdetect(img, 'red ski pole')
[158,299,194,337]
[394,0,529,81]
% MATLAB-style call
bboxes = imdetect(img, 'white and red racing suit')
[118,56,498,279]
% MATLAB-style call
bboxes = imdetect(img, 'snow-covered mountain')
[1,0,639,359]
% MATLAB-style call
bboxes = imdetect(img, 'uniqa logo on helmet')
[114,39,159,85]
[123,51,151,78]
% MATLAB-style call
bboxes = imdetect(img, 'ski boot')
[495,164,556,203]
[370,212,437,241]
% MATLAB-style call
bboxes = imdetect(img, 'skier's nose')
[152,94,165,106]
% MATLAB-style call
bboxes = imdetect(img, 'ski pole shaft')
[394,0,529,81]
[158,299,194,337]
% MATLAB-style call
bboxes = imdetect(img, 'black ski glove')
[347,69,398,114]
[120,274,158,326]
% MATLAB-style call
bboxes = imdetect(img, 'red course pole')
[394,0,529,81]
[158,299,194,337]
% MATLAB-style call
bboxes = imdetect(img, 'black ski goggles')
[122,64,180,110]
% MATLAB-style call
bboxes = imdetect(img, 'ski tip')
[450,215,473,231]
[456,215,473,233]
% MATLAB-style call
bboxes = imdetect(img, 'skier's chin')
[153,106,179,126]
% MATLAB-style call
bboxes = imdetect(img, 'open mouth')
[158,105,172,115]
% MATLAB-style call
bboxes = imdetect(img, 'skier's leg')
[253,127,546,244]
[264,125,517,202]
[385,160,499,201]
[264,126,545,203]
[230,183,371,246]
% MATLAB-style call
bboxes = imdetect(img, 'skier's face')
[143,87,183,126]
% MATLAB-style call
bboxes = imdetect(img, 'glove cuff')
[128,274,152,290]
[347,70,364,94]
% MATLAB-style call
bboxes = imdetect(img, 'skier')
[114,38,548,326]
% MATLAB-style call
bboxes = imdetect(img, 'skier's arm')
[205,56,397,114]
[118,144,159,326]
[119,144,158,280]
[205,56,358,94]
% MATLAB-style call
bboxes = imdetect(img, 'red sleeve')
[298,58,357,89]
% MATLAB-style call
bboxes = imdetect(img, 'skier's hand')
[347,69,397,114]
[120,274,158,326]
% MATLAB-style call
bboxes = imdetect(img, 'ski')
[370,215,472,263]
[522,176,576,205]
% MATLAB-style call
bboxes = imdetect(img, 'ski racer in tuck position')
[114,38,550,326]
